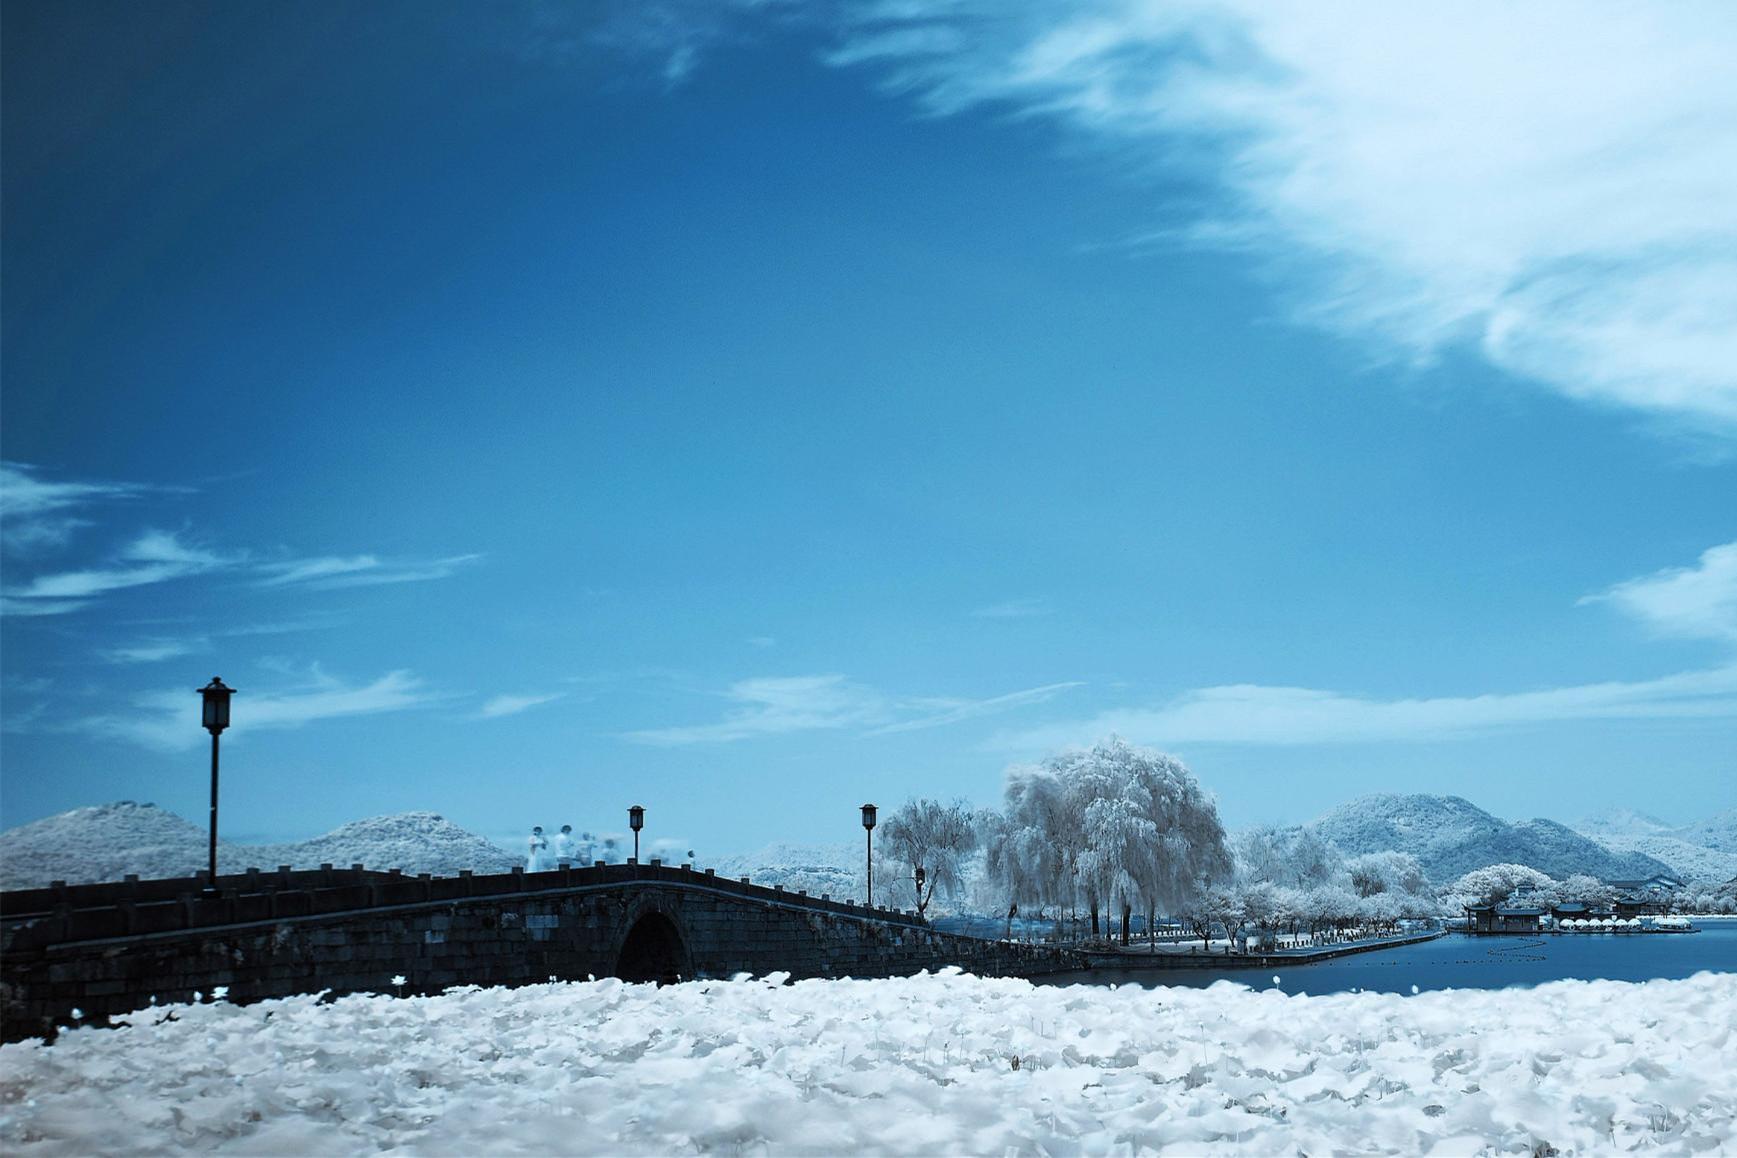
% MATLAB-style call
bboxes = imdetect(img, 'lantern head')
[860,803,877,831]
[628,804,645,832]
[198,677,235,735]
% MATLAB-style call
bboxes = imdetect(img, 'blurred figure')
[554,824,577,868]
[527,825,549,872]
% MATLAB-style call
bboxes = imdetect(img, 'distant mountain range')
[709,842,866,901]
[0,802,519,890]
[1293,793,1729,884]
[1572,806,1737,883]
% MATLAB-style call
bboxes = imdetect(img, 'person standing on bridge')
[554,824,577,868]
[527,826,549,872]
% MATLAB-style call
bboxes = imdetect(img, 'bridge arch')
[615,908,690,984]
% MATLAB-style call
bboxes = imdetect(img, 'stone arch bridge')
[1,860,1082,1042]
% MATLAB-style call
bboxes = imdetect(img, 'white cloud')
[3,529,229,607]
[1,462,477,615]
[255,556,381,586]
[0,461,165,553]
[0,596,89,617]
[626,674,1082,745]
[827,1,1737,434]
[995,544,1737,750]
[89,668,438,751]
[100,639,204,665]
[872,681,1083,734]
[996,665,1737,751]
[970,597,1049,619]
[1582,541,1737,644]
[255,553,481,590]
[479,692,566,719]
[627,675,890,745]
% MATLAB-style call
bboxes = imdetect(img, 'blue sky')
[3,1,1734,856]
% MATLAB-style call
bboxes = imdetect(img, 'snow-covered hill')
[1303,794,1673,883]
[0,803,227,889]
[0,803,518,890]
[1574,807,1674,841]
[1674,808,1737,855]
[247,812,519,879]
[1572,806,1737,882]
[709,842,865,901]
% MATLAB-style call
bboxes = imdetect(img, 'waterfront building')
[1465,904,1546,934]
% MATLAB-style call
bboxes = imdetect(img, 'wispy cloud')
[3,529,230,608]
[521,0,774,90]
[254,555,381,587]
[872,681,1083,734]
[970,597,1049,619]
[0,461,173,554]
[996,543,1737,750]
[627,675,889,745]
[100,639,203,665]
[1582,541,1737,644]
[86,667,439,751]
[255,553,482,590]
[625,674,1082,745]
[995,665,1737,751]
[93,614,344,666]
[478,692,566,719]
[0,597,90,617]
[825,2,1737,435]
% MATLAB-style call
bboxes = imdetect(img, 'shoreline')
[1078,929,1444,971]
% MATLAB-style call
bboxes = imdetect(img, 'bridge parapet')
[2,861,926,951]
[1,865,1084,1041]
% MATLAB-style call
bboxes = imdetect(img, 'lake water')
[1057,921,1737,995]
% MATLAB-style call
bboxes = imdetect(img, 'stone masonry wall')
[2,873,1084,1042]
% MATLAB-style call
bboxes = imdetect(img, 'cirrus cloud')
[626,674,1082,745]
[824,1,1737,434]
[82,667,441,751]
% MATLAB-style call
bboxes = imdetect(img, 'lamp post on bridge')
[197,678,235,891]
[628,804,644,862]
[914,865,926,915]
[861,803,877,907]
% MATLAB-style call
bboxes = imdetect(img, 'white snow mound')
[4,970,1733,1155]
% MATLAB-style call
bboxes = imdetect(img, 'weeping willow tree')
[986,737,1233,945]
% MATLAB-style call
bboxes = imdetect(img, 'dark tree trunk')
[1121,903,1131,946]
[1090,904,1100,938]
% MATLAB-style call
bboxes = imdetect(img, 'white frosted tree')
[1558,873,1617,908]
[1347,851,1430,898]
[985,737,1232,944]
[1286,828,1345,889]
[1233,826,1288,885]
[1238,880,1280,948]
[988,762,1081,937]
[1202,884,1246,954]
[1358,890,1403,931]
[1443,863,1558,910]
[876,797,980,918]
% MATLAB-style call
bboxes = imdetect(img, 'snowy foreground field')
[3,971,1734,1156]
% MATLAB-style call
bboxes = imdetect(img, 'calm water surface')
[1058,921,1737,995]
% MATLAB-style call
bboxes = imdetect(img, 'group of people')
[525,824,582,872]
